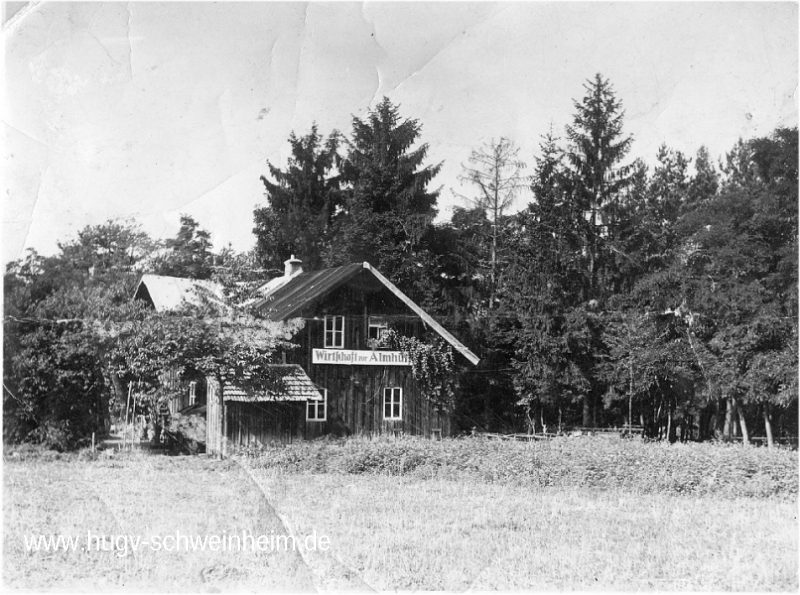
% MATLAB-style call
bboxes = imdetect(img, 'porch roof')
[222,364,323,402]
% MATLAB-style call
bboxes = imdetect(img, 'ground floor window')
[307,389,327,421]
[383,387,402,420]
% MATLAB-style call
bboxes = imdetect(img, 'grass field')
[4,438,798,591]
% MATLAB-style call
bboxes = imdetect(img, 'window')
[188,381,197,406]
[383,387,402,420]
[324,316,345,348]
[368,316,388,343]
[307,389,327,422]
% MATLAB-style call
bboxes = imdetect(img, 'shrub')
[168,412,206,454]
[241,436,798,499]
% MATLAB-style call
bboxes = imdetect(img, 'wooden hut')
[134,260,480,455]
[232,257,480,449]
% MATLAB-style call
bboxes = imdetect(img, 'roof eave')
[363,263,480,366]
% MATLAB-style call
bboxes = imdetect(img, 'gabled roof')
[252,263,364,320]
[134,274,224,312]
[254,262,480,366]
[223,365,323,402]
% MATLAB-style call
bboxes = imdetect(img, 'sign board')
[312,349,411,366]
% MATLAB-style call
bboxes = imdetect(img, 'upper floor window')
[307,389,327,422]
[368,316,388,343]
[383,387,402,420]
[324,316,345,348]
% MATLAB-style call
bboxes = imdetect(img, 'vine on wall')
[383,329,457,411]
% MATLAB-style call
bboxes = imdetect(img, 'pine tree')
[154,215,214,280]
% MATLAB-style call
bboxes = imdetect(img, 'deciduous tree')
[454,137,527,309]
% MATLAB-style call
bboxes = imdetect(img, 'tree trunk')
[697,409,707,440]
[491,201,498,309]
[764,403,774,448]
[109,372,126,429]
[655,397,663,440]
[527,406,536,435]
[723,398,733,439]
[484,391,493,431]
[713,400,724,439]
[667,398,677,443]
[628,360,634,431]
[666,406,672,443]
[705,408,715,440]
[736,399,749,446]
[582,394,591,427]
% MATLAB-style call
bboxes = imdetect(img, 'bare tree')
[454,137,527,308]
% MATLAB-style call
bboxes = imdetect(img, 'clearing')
[4,440,797,591]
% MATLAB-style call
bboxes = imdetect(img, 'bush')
[4,442,64,462]
[167,412,206,454]
[241,436,798,499]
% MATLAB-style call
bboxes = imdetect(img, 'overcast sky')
[3,1,797,265]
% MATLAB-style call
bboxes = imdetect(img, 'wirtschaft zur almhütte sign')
[312,349,411,366]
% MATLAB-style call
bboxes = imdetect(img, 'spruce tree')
[329,97,441,282]
[565,73,633,299]
[254,125,342,270]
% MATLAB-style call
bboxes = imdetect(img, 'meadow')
[4,437,798,591]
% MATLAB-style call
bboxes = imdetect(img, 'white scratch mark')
[389,4,511,94]
[369,65,383,108]
[288,3,311,129]
[86,30,117,66]
[3,120,49,148]
[126,2,134,78]
[21,166,49,253]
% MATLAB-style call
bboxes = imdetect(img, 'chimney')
[284,255,303,277]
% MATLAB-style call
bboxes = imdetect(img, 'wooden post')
[91,432,95,453]
[130,386,137,449]
[222,402,228,459]
[125,382,133,449]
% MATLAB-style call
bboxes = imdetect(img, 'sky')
[3,1,798,265]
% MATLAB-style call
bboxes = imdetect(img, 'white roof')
[134,274,225,312]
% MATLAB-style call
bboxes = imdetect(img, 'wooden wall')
[206,378,223,456]
[302,363,451,439]
[215,369,451,448]
[226,401,305,446]
[168,376,206,415]
[289,277,454,439]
